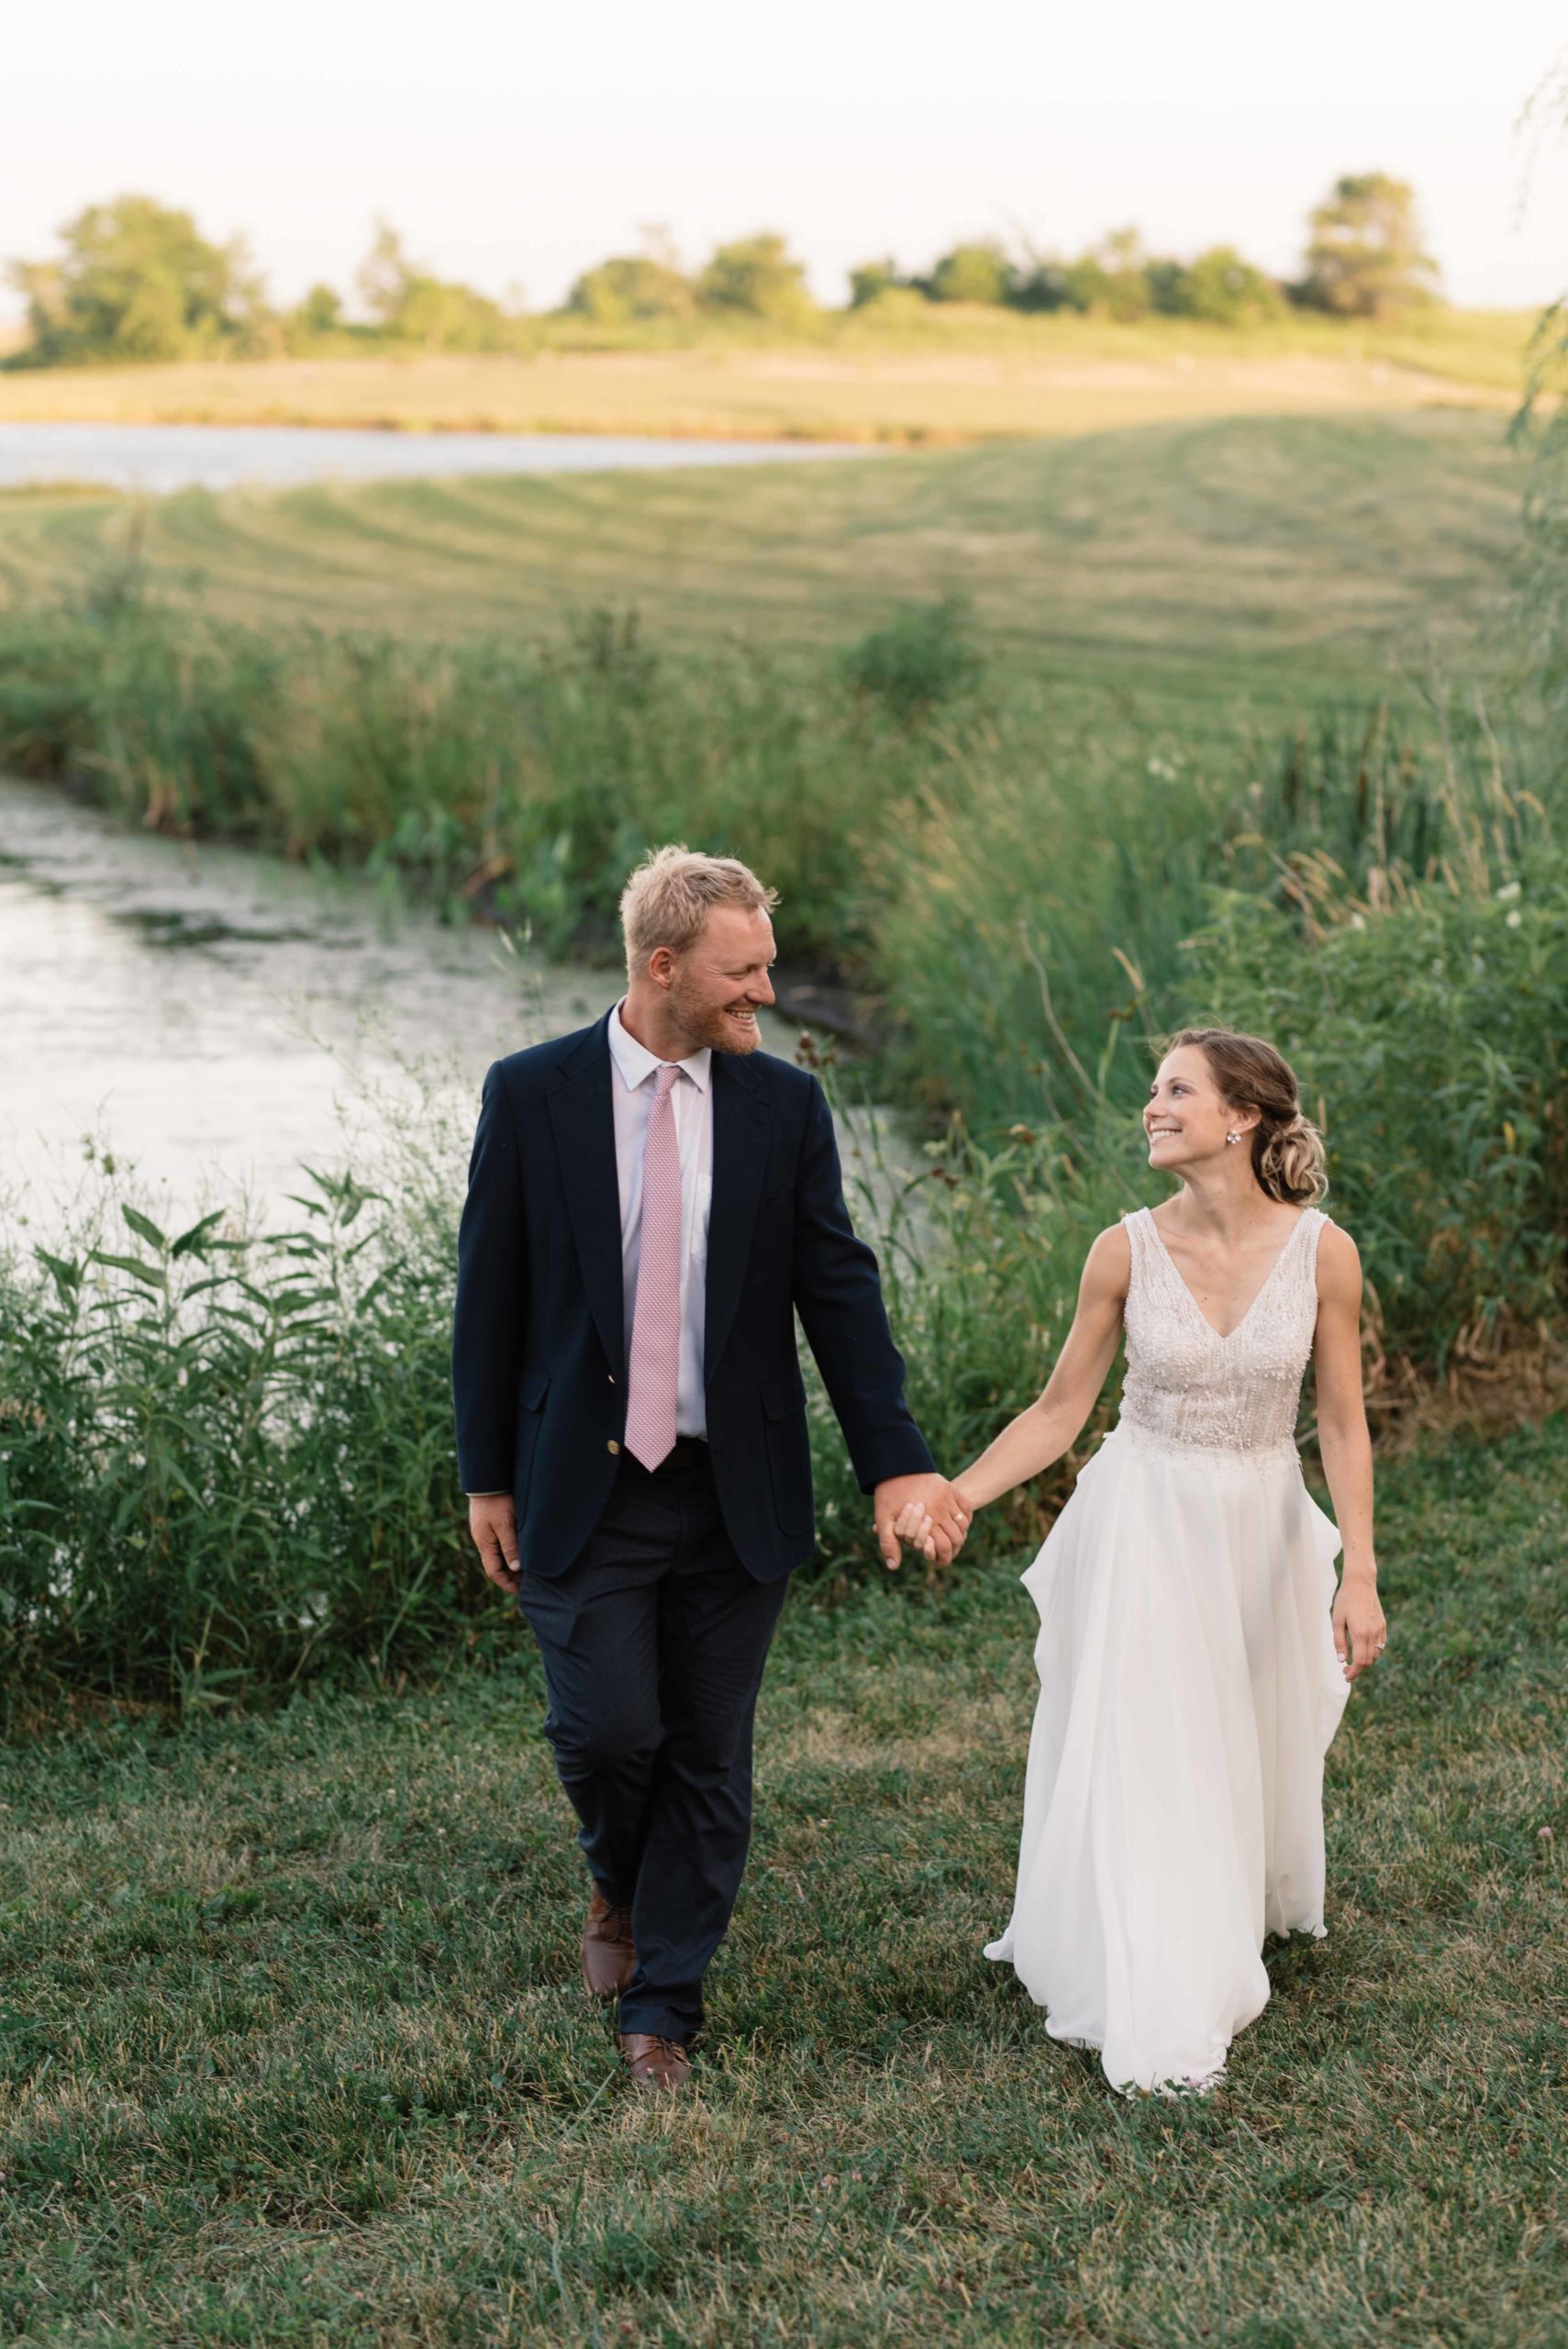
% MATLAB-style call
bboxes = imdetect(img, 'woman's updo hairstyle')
[1165,1028,1329,1205]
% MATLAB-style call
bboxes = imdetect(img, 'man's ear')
[647,946,678,992]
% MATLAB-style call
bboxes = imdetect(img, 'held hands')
[873,1473,973,1570]
[469,1494,521,1597]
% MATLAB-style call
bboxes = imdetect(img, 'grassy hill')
[0,411,1525,731]
[0,308,1532,443]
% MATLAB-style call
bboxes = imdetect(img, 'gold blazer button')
[606,1439,621,1455]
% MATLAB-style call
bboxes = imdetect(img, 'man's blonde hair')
[619,844,779,978]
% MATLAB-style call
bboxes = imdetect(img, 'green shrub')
[1184,870,1568,1367]
[0,1170,478,1710]
[840,594,983,722]
[695,234,817,329]
[925,242,1017,307]
[566,256,695,327]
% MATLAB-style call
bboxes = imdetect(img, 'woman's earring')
[1226,1130,1242,1145]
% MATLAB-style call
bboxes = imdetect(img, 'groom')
[453,845,968,2091]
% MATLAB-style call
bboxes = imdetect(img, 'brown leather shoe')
[617,2032,692,2092]
[581,1888,636,2001]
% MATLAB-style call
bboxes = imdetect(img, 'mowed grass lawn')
[2,1419,1562,2347]
[0,309,1532,442]
[0,411,1526,727]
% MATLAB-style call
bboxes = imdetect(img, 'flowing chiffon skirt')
[984,1423,1350,2096]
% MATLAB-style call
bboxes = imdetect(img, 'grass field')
[0,309,1534,443]
[1,1416,1562,2345]
[0,411,1526,724]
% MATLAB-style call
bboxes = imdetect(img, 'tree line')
[4,175,1440,371]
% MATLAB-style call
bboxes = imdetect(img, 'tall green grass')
[2,573,1564,1705]
[0,574,936,973]
[6,828,1562,1710]
[877,695,1557,1108]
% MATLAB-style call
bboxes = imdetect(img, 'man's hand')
[469,1494,520,1596]
[873,1474,971,1571]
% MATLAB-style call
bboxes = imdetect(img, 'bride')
[898,1027,1386,2096]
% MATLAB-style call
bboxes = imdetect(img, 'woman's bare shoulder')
[1082,1219,1133,1298]
[1315,1217,1362,1295]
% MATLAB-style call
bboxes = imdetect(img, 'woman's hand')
[1333,1569,1386,1682]
[891,1484,974,1564]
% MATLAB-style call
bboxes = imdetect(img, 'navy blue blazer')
[451,1010,934,1584]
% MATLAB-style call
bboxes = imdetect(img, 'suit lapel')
[705,1054,772,1381]
[546,1017,626,1379]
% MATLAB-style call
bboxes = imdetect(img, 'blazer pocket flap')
[761,1373,806,1422]
[520,1372,550,1412]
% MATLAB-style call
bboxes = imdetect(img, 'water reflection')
[0,777,636,1230]
[1,779,910,1251]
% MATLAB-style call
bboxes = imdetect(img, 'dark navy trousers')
[517,1440,789,2042]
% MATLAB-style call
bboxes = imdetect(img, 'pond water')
[0,779,905,1246]
[0,776,628,1233]
[0,422,871,494]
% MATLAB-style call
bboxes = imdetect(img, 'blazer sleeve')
[790,1075,935,1493]
[452,1060,527,1496]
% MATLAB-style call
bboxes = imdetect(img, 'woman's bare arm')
[951,1226,1130,1513]
[1314,1222,1386,1681]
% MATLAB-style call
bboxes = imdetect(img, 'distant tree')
[851,285,931,328]
[5,194,271,368]
[1057,255,1110,315]
[1297,173,1440,317]
[847,257,907,308]
[695,233,817,327]
[925,239,1017,306]
[1043,228,1153,319]
[1009,255,1073,314]
[356,219,418,328]
[285,283,346,344]
[567,254,695,326]
[1090,228,1153,321]
[354,218,513,350]
[1149,245,1283,324]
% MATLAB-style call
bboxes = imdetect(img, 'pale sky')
[5,1,1568,317]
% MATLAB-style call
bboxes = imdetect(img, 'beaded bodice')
[1118,1206,1327,1457]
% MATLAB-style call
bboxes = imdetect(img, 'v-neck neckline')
[1143,1207,1311,1344]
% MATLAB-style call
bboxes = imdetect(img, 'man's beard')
[668,974,762,1056]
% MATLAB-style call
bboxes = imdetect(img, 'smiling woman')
[930,1020,1384,2096]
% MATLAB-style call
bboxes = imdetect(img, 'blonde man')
[454,846,966,2092]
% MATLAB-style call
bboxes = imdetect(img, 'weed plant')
[0,1169,480,1710]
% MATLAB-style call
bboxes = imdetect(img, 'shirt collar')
[608,999,712,1095]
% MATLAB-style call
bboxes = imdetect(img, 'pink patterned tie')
[624,1063,683,1470]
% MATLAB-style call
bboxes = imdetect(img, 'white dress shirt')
[607,998,714,1441]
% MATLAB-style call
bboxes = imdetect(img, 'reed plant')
[0,576,932,972]
[874,697,1565,1390]
[873,693,1553,1131]
[3,578,1565,1706]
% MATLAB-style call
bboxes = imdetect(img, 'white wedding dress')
[984,1205,1351,2096]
